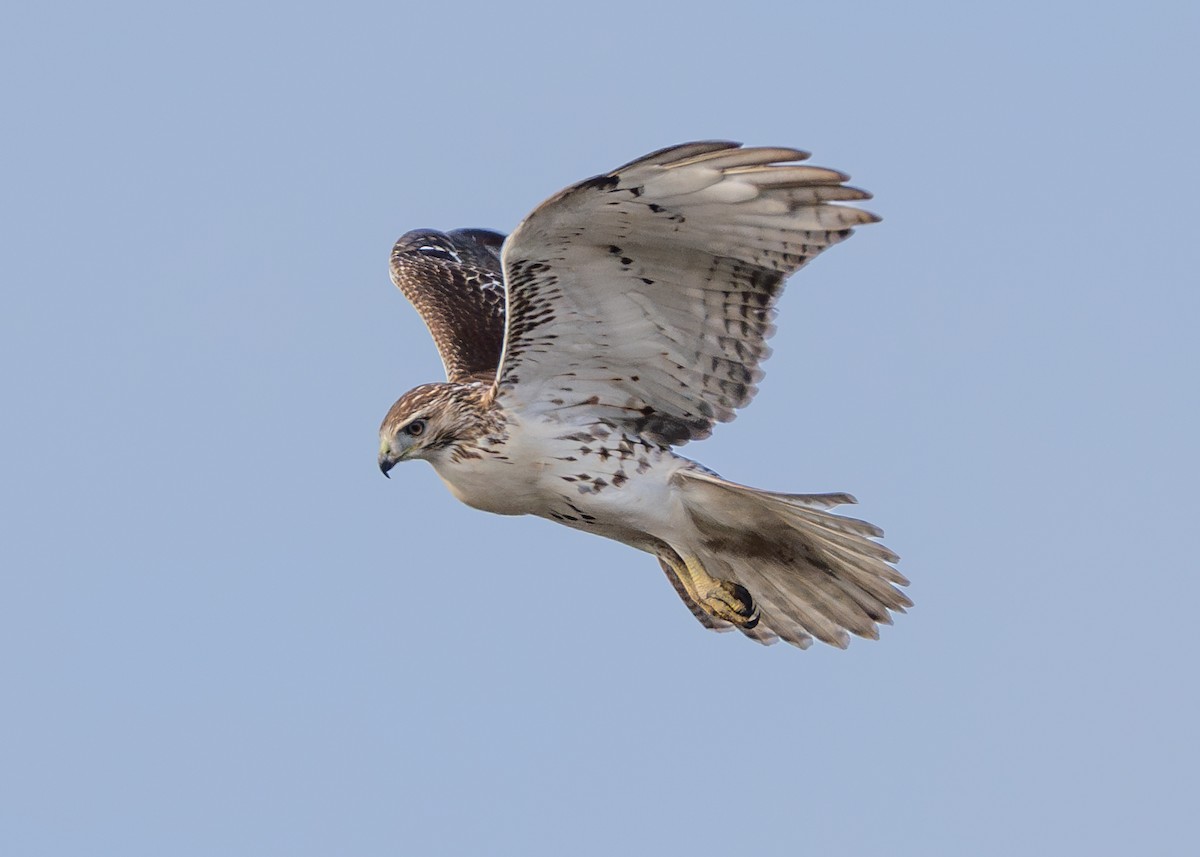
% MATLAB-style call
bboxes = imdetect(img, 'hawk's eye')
[404,419,427,438]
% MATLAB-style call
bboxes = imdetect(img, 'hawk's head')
[377,382,490,475]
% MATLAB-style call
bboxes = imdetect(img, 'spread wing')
[389,227,507,382]
[495,142,878,445]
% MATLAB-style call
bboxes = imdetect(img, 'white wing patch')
[494,142,877,444]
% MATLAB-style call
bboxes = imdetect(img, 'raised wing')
[389,227,507,382]
[495,142,877,445]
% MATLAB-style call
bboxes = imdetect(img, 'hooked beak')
[378,449,398,478]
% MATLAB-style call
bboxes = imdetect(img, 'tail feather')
[828,574,897,625]
[741,622,783,646]
[673,469,910,649]
[780,502,886,539]
[813,538,914,605]
[779,506,901,564]
[760,491,859,510]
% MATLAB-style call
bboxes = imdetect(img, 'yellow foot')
[657,546,759,629]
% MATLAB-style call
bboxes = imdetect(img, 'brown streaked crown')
[379,381,499,455]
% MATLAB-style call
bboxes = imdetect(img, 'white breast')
[430,411,693,551]
[432,453,539,517]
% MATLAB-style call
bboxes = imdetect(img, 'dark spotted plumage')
[377,143,910,651]
[494,142,876,445]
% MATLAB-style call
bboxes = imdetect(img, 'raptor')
[377,142,910,648]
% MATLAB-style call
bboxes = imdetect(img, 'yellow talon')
[657,547,758,628]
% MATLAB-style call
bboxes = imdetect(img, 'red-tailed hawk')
[378,142,909,648]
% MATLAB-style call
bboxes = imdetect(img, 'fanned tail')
[671,469,911,649]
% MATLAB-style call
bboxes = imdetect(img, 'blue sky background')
[3,2,1197,854]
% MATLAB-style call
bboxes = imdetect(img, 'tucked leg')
[656,546,759,629]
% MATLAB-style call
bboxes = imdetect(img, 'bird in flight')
[378,142,910,649]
